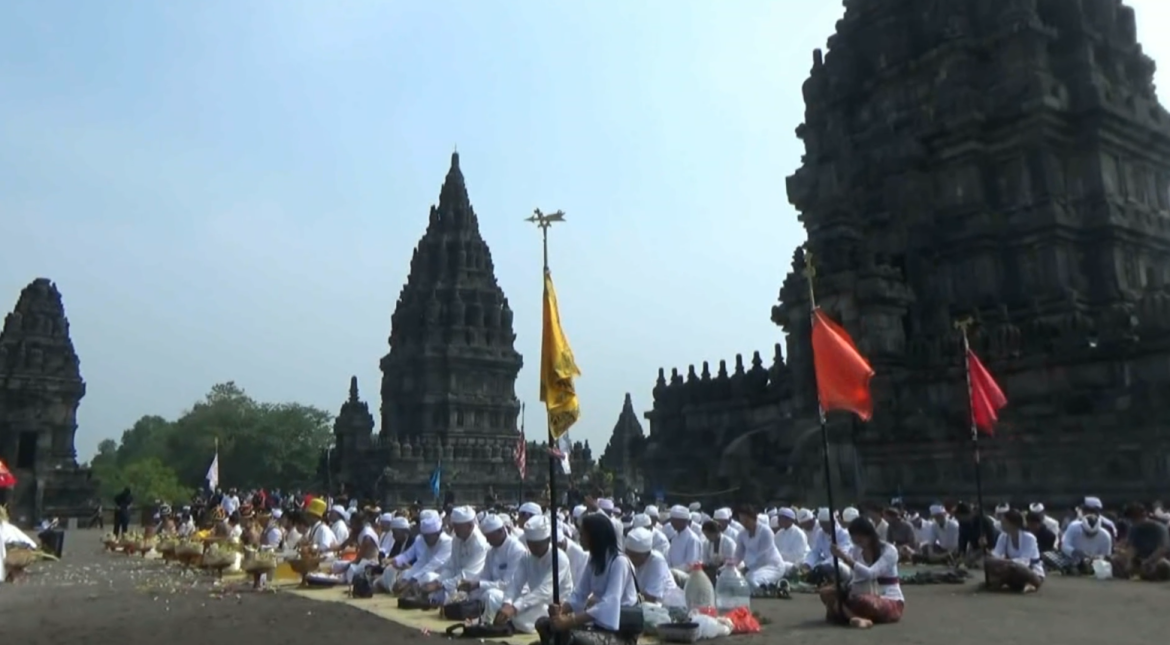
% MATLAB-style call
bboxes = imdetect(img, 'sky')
[1,1,1167,462]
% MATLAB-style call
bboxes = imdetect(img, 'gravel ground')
[2,529,1166,645]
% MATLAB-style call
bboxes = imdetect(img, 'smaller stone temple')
[0,278,96,521]
[598,393,647,499]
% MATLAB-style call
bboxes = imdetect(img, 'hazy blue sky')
[2,1,1167,462]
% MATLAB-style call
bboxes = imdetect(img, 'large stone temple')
[0,278,96,521]
[330,153,594,505]
[642,0,1170,506]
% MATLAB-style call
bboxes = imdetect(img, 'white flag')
[556,432,572,475]
[205,452,219,491]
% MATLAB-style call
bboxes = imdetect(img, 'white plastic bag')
[1091,558,1112,580]
[642,602,672,630]
[688,612,733,640]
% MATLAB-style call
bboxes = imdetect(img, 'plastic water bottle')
[683,562,715,610]
[714,562,752,612]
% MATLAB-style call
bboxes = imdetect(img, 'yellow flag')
[540,268,581,439]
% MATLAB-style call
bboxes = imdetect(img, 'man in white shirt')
[460,514,527,613]
[666,505,703,584]
[1057,513,1113,574]
[713,508,738,543]
[299,498,339,553]
[496,516,574,633]
[700,520,736,569]
[772,508,810,565]
[733,506,790,590]
[328,505,351,545]
[386,513,452,595]
[516,502,542,538]
[919,504,960,564]
[626,527,682,605]
[421,506,488,604]
[802,508,852,583]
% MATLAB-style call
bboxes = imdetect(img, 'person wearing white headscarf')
[666,505,703,584]
[733,506,791,589]
[494,515,575,633]
[597,498,625,552]
[422,506,489,604]
[385,512,452,594]
[328,505,351,545]
[920,504,960,563]
[626,527,683,605]
[803,508,853,580]
[772,508,810,565]
[460,513,528,617]
[1028,502,1061,543]
[517,502,542,538]
[262,509,284,548]
[374,515,413,590]
[713,508,738,543]
[631,513,670,557]
[1058,512,1113,574]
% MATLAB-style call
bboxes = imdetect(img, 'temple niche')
[328,153,596,505]
[646,0,1170,506]
[0,278,96,522]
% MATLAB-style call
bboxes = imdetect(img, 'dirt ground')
[2,529,1166,645]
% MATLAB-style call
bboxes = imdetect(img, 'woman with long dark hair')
[986,509,1045,592]
[536,513,640,645]
[823,516,905,628]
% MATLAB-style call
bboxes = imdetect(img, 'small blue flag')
[429,462,442,499]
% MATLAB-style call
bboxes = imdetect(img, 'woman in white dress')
[986,509,1044,593]
[824,516,905,628]
[536,513,641,645]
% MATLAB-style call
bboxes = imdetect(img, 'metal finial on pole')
[525,207,567,608]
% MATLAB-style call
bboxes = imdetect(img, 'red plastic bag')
[724,607,761,634]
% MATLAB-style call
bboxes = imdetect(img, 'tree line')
[88,382,334,504]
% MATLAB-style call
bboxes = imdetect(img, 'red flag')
[811,308,875,420]
[967,349,1007,435]
[513,430,527,480]
[0,458,16,488]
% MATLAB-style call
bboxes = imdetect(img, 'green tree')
[93,381,334,501]
[100,458,191,504]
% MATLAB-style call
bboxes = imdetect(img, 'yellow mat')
[287,586,657,643]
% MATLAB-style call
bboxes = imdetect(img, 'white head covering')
[631,513,652,529]
[271,509,283,519]
[330,505,350,521]
[688,502,701,512]
[420,516,442,534]
[1083,496,1103,510]
[842,507,860,522]
[769,515,779,529]
[625,527,653,553]
[572,505,587,519]
[390,517,410,530]
[796,508,814,523]
[690,512,702,524]
[450,506,476,524]
[1029,503,1045,513]
[778,508,797,521]
[1082,514,1101,534]
[519,502,543,516]
[994,503,1009,514]
[713,508,732,521]
[816,508,832,523]
[644,505,659,519]
[524,515,552,541]
[598,498,615,512]
[929,504,947,516]
[420,509,439,520]
[379,512,395,524]
[669,505,690,520]
[480,514,505,533]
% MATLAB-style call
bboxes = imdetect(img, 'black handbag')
[441,598,486,621]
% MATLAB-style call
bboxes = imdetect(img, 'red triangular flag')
[0,458,16,488]
[967,348,1007,435]
[811,308,875,421]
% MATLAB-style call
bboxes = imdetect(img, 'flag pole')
[955,318,989,582]
[801,249,846,615]
[519,402,526,506]
[527,207,567,608]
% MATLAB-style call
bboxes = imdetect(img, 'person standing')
[113,487,133,537]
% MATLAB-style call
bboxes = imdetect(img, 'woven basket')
[657,622,701,644]
[288,555,322,576]
[4,547,41,570]
[242,557,278,575]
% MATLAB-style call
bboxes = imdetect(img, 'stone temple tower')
[773,0,1170,503]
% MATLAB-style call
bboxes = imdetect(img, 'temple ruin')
[644,0,1170,506]
[0,278,96,521]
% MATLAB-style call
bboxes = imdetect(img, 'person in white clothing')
[823,516,905,628]
[803,508,853,583]
[986,509,1044,593]
[328,505,351,545]
[700,520,736,568]
[1058,513,1112,574]
[773,508,810,565]
[733,505,790,590]
[665,505,703,584]
[919,504,960,564]
[713,508,738,543]
[495,515,575,634]
[298,499,339,553]
[387,514,452,594]
[625,528,683,605]
[422,506,489,605]
[556,521,590,587]
[461,514,528,621]
[261,509,284,548]
[631,513,670,556]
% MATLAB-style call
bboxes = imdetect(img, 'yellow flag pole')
[525,207,567,608]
